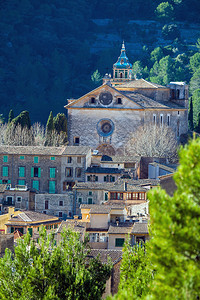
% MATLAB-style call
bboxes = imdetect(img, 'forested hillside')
[0,0,200,123]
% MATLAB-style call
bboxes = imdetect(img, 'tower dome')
[113,42,132,82]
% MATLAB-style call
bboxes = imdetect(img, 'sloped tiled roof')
[81,204,125,214]
[74,182,115,190]
[88,249,122,264]
[57,220,86,234]
[101,155,141,163]
[0,184,7,193]
[62,146,91,156]
[7,211,59,223]
[132,222,149,234]
[108,223,133,234]
[86,167,121,174]
[117,79,166,89]
[0,146,65,155]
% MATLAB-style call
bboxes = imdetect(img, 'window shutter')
[31,167,34,177]
[38,168,41,178]
[8,180,11,184]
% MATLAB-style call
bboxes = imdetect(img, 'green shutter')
[28,228,33,237]
[50,156,55,160]
[3,156,8,162]
[2,166,8,177]
[8,180,11,184]
[38,168,41,178]
[18,180,25,185]
[19,167,25,177]
[88,198,93,204]
[50,168,55,178]
[20,156,24,160]
[34,156,38,163]
[31,167,34,177]
[49,181,56,194]
[0,180,2,184]
[32,180,39,191]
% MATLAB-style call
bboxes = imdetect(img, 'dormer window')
[90,97,96,104]
[117,97,122,104]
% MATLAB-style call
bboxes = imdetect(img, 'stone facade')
[65,44,188,153]
[0,233,14,256]
[0,146,91,194]
[35,193,74,219]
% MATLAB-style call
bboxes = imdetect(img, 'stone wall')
[0,233,14,256]
[35,193,74,219]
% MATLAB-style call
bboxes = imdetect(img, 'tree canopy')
[0,227,112,300]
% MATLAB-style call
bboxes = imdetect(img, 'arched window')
[120,72,123,78]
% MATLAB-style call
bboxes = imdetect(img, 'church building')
[65,43,188,154]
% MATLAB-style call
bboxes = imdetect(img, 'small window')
[50,157,55,161]
[45,200,49,210]
[77,157,81,164]
[178,111,179,115]
[32,167,41,178]
[16,196,22,202]
[66,167,73,177]
[160,114,163,127]
[59,212,63,218]
[67,157,72,163]
[167,114,170,126]
[74,137,80,145]
[78,197,82,204]
[76,168,82,178]
[88,191,92,196]
[59,200,63,206]
[34,156,39,163]
[90,97,96,104]
[153,114,156,125]
[87,176,91,181]
[117,97,122,104]
[20,156,24,160]
[3,156,8,163]
[115,238,125,247]
[69,211,72,217]
[88,198,93,204]
[43,211,46,214]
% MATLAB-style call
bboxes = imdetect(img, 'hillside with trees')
[0,0,200,124]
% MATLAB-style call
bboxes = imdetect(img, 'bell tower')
[113,42,132,82]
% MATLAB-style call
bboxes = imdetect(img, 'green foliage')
[190,52,200,72]
[191,89,200,129]
[46,111,54,133]
[110,241,153,300]
[0,227,112,300]
[147,138,200,299]
[91,69,102,84]
[155,2,174,23]
[150,47,164,63]
[132,61,144,79]
[150,55,175,85]
[11,110,31,129]
[162,23,180,40]
[8,109,14,123]
[0,114,4,124]
[188,97,194,130]
[195,113,200,133]
[190,67,200,93]
[53,113,67,134]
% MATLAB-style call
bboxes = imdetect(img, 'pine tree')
[0,227,112,299]
[147,138,200,299]
[188,97,194,130]
[53,113,67,134]
[8,109,14,123]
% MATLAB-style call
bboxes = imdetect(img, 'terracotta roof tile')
[88,249,122,264]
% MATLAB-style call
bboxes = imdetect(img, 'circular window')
[97,119,114,137]
[99,92,113,106]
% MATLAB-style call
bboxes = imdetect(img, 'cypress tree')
[46,111,54,133]
[195,112,200,133]
[8,109,14,123]
[188,97,194,130]
[11,111,31,129]
[53,113,67,134]
[45,111,54,146]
